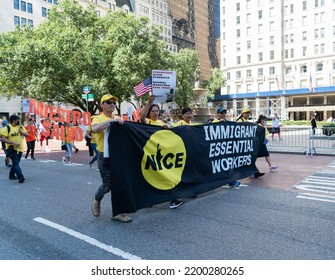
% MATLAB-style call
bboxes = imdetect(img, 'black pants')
[26,140,36,158]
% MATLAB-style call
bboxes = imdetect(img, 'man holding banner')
[90,94,132,223]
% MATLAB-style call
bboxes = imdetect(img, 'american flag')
[309,74,313,93]
[134,77,152,97]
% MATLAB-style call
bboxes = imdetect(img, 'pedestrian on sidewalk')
[256,115,278,173]
[271,113,281,141]
[24,118,38,160]
[91,94,131,223]
[0,115,28,183]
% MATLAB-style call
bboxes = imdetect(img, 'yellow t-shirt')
[1,124,27,152]
[145,118,165,126]
[92,113,117,152]
[211,119,221,123]
[173,120,192,126]
[236,117,248,123]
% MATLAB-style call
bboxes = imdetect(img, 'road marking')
[33,217,142,260]
[39,160,58,163]
[293,161,335,204]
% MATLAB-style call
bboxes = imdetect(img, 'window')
[333,62,335,70]
[269,36,274,45]
[21,17,27,25]
[320,44,325,54]
[42,7,47,17]
[236,42,241,51]
[258,24,263,34]
[314,44,319,55]
[236,16,240,25]
[269,21,275,31]
[227,72,231,80]
[285,49,289,59]
[21,1,26,12]
[258,82,264,92]
[258,52,263,61]
[258,10,263,19]
[314,29,318,39]
[302,31,307,41]
[290,34,294,43]
[302,1,307,10]
[269,7,274,17]
[270,50,274,60]
[258,68,263,76]
[246,70,252,78]
[246,13,251,22]
[286,66,292,75]
[247,54,251,63]
[14,16,20,26]
[301,65,307,73]
[247,40,251,49]
[236,29,240,37]
[316,63,323,71]
[28,19,33,27]
[236,56,241,64]
[14,0,19,10]
[258,38,263,48]
[236,71,241,79]
[246,26,251,36]
[303,46,307,56]
[27,3,33,13]
[302,16,307,26]
[236,3,240,11]
[320,28,325,38]
[290,48,294,58]
[269,67,275,74]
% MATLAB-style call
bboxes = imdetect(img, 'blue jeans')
[8,150,24,179]
[89,143,98,165]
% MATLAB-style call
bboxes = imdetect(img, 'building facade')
[166,0,220,80]
[217,0,335,121]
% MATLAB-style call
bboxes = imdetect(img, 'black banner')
[108,121,264,216]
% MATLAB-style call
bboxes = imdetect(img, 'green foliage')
[206,67,225,99]
[0,0,172,114]
[168,48,199,108]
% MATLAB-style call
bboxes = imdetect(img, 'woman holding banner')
[140,95,184,209]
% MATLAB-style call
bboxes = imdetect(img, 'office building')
[218,0,335,121]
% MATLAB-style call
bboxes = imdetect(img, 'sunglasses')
[105,100,116,105]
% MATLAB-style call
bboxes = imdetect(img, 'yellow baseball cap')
[100,94,119,104]
[242,108,251,113]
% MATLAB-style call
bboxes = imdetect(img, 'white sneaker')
[270,165,278,172]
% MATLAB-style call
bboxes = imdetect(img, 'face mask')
[263,121,268,125]
[16,120,20,125]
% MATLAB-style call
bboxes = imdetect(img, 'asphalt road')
[0,145,334,260]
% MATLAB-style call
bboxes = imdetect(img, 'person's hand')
[148,95,156,104]
[113,118,124,125]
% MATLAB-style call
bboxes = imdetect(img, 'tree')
[0,0,171,114]
[206,67,226,99]
[169,48,199,108]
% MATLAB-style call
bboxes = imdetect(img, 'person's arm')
[19,126,28,137]
[140,95,156,124]
[91,118,124,134]
[1,135,20,149]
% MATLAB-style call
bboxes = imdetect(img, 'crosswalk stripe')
[297,195,335,203]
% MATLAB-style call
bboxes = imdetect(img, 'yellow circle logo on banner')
[141,130,186,190]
